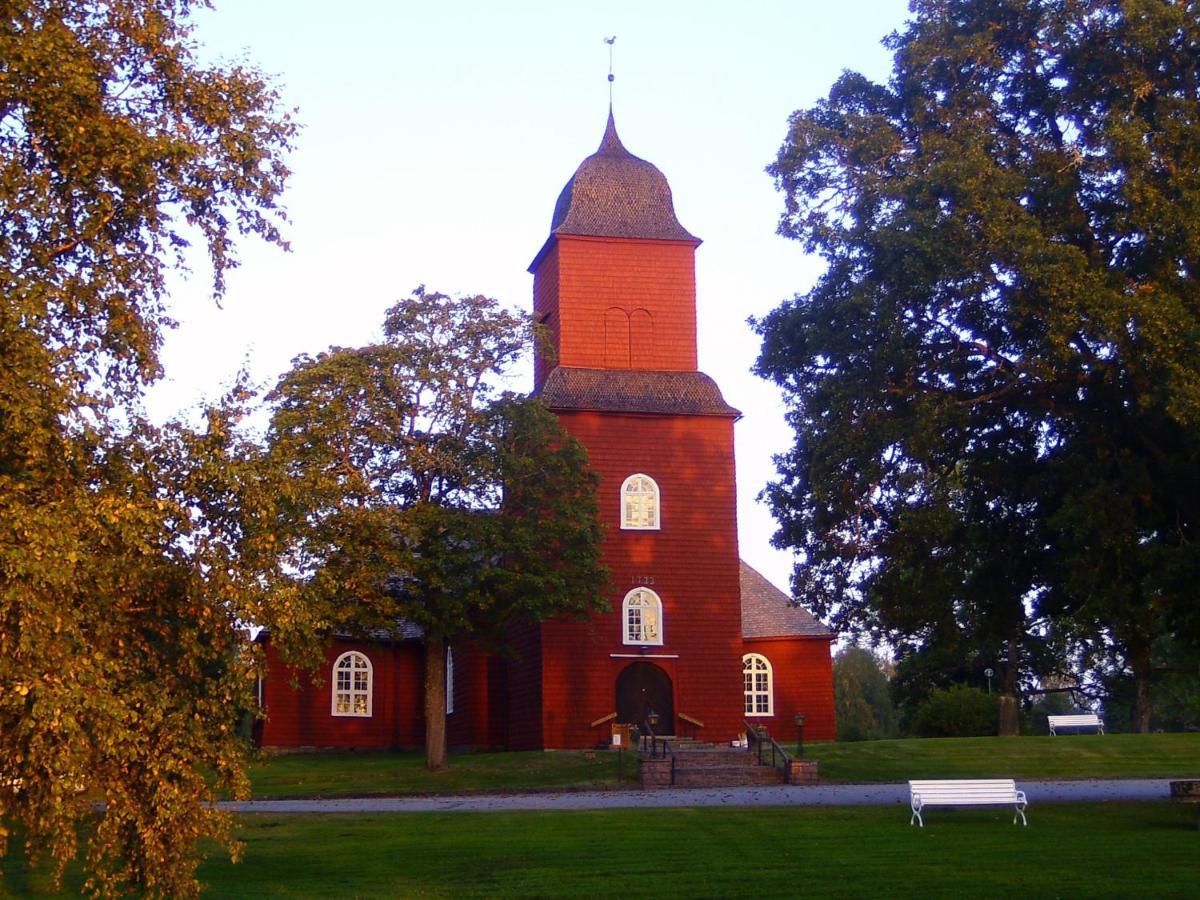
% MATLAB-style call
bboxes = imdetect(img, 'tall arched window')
[743,654,773,717]
[446,646,455,716]
[623,588,663,646]
[332,651,372,717]
[621,474,660,530]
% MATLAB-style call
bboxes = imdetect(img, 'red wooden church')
[257,113,836,751]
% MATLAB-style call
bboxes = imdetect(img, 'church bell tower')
[516,111,746,749]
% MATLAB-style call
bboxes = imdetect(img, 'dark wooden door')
[616,662,674,735]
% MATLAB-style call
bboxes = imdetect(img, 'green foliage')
[911,685,999,738]
[263,287,607,769]
[0,1,295,894]
[1100,635,1200,733]
[833,646,897,741]
[754,0,1200,731]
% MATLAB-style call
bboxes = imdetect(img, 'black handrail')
[743,720,792,782]
[640,720,669,759]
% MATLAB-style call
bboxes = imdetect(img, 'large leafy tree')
[0,1,295,894]
[755,0,1200,732]
[264,287,607,770]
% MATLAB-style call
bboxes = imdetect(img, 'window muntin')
[743,654,773,717]
[623,588,663,645]
[621,474,660,530]
[331,651,372,717]
[446,646,455,716]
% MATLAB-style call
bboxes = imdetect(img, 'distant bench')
[908,779,1028,827]
[1048,713,1104,736]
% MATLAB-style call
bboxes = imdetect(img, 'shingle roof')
[550,110,698,243]
[254,619,424,643]
[537,367,741,418]
[740,560,833,639]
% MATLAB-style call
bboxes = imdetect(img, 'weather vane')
[604,35,616,104]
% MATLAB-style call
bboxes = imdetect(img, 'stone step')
[668,749,761,766]
[672,765,786,788]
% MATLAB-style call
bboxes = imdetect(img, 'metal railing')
[639,720,670,760]
[743,720,791,782]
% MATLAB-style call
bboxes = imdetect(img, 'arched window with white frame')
[623,587,663,646]
[621,474,660,530]
[446,646,455,715]
[743,653,773,717]
[332,651,372,717]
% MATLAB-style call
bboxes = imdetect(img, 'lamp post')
[984,668,994,695]
[646,710,660,757]
[794,712,806,758]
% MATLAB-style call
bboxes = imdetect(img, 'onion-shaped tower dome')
[549,110,698,242]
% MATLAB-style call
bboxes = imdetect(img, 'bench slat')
[1047,713,1104,736]
[908,778,1028,827]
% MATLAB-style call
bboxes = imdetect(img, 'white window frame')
[623,587,664,646]
[331,651,373,718]
[743,653,773,717]
[446,646,455,715]
[620,473,661,531]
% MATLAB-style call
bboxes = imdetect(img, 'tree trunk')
[424,633,447,770]
[998,693,1020,736]
[998,634,1021,736]
[1129,641,1153,734]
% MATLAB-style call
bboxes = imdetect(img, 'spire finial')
[604,36,616,106]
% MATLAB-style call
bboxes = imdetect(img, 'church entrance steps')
[642,741,787,789]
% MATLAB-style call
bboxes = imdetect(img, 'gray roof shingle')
[550,111,698,243]
[741,560,832,639]
[537,367,740,418]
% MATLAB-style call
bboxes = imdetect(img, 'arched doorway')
[616,662,674,735]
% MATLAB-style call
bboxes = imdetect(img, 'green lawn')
[802,732,1200,783]
[246,748,639,798]
[242,733,1200,799]
[6,804,1198,897]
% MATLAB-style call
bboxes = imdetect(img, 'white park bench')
[1048,713,1104,736]
[908,779,1028,827]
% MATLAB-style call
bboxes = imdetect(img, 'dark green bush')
[911,684,999,737]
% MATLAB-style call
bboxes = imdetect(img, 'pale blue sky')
[149,0,913,593]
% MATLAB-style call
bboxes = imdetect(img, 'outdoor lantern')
[647,710,659,731]
[794,712,806,757]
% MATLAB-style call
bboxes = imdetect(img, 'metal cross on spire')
[604,36,616,106]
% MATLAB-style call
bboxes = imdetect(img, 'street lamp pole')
[794,712,806,758]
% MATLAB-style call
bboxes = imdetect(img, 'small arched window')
[332,651,372,717]
[446,646,455,716]
[621,474,660,530]
[623,588,663,646]
[743,654,773,717]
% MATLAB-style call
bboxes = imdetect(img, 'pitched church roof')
[548,110,698,243]
[740,560,832,639]
[537,366,740,418]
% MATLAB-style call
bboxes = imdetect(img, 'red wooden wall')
[533,236,699,387]
[537,409,745,748]
[741,636,837,742]
[259,638,424,750]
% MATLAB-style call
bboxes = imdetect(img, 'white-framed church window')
[446,646,455,715]
[743,653,773,717]
[332,651,372,717]
[623,587,663,645]
[621,473,660,530]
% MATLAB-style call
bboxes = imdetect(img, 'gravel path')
[221,778,1175,814]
